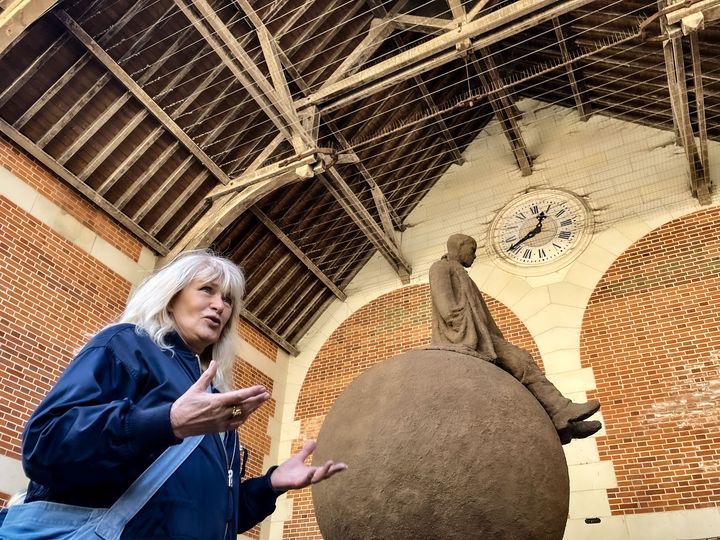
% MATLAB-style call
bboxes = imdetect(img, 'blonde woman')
[1,251,345,539]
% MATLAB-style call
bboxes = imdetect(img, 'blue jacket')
[21,324,280,539]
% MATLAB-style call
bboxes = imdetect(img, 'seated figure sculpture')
[429,234,601,444]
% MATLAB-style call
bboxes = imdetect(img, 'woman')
[2,250,346,538]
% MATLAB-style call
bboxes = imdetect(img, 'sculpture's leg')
[490,337,600,431]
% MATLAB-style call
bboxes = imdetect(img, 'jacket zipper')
[196,355,236,539]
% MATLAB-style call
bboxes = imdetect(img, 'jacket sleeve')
[22,339,178,490]
[237,467,282,533]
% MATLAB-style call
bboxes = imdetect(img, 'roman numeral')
[558,230,572,240]
[523,249,532,259]
[560,218,573,227]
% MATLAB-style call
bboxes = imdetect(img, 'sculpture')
[428,234,601,444]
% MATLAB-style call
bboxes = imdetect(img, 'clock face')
[489,189,593,273]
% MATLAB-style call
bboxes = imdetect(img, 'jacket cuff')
[126,402,179,454]
[265,465,287,496]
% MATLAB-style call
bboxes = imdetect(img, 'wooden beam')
[240,307,299,356]
[324,17,398,85]
[689,30,711,203]
[0,118,167,254]
[183,0,313,151]
[665,0,720,25]
[467,0,492,21]
[54,9,231,185]
[448,0,466,21]
[250,207,346,301]
[392,14,453,35]
[664,31,707,201]
[295,0,598,111]
[328,126,403,231]
[552,16,591,121]
[322,167,411,282]
[471,50,532,175]
[208,153,319,201]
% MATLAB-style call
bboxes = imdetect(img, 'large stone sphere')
[312,348,569,540]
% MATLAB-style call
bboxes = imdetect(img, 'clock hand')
[508,212,547,251]
[508,223,541,251]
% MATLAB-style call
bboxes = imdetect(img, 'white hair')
[118,250,245,392]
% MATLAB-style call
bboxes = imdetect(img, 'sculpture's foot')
[551,399,600,430]
[558,420,602,445]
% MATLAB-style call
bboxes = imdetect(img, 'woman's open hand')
[270,441,347,491]
[170,361,270,438]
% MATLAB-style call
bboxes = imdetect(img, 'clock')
[488,189,594,275]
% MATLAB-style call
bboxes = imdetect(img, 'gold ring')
[231,405,243,417]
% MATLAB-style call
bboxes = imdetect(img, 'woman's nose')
[210,293,225,311]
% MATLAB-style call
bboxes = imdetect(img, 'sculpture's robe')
[428,256,504,359]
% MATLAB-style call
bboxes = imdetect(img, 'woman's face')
[169,277,233,354]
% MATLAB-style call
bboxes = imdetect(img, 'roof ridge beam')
[295,0,598,112]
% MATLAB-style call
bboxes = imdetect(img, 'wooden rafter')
[471,49,532,175]
[0,118,168,253]
[322,167,411,282]
[250,207,347,301]
[54,9,231,185]
[552,16,591,121]
[448,0,466,21]
[662,24,710,203]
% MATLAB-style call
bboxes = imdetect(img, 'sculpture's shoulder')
[429,257,454,274]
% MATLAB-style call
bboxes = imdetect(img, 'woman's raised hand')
[170,361,270,438]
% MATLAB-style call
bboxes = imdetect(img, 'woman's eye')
[200,285,212,293]
[222,296,233,306]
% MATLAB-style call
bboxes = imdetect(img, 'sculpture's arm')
[429,264,464,328]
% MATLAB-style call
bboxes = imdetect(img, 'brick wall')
[581,206,720,514]
[0,136,143,261]
[284,283,543,539]
[233,358,276,540]
[239,319,278,363]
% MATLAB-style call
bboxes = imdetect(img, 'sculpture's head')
[447,234,477,268]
